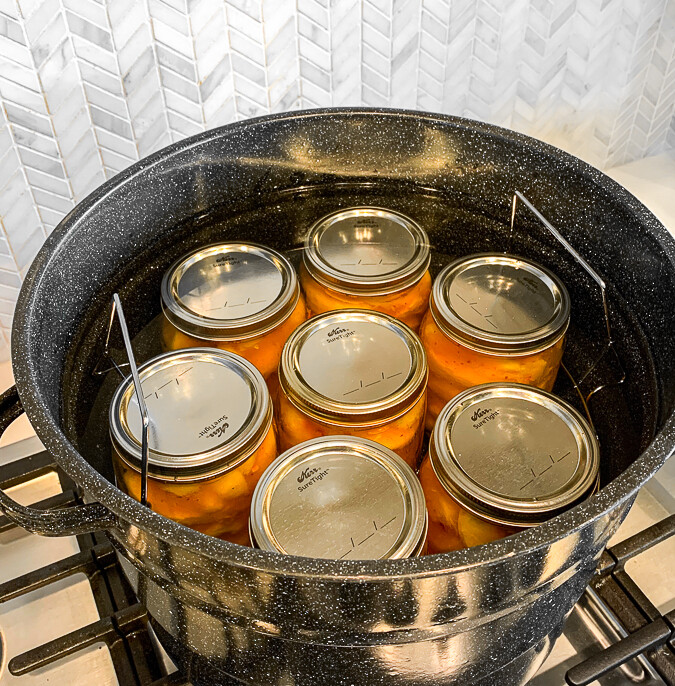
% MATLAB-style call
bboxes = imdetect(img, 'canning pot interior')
[59,180,660,514]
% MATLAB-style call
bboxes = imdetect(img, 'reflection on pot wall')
[107,493,631,685]
[0,0,674,359]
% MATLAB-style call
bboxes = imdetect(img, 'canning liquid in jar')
[420,253,570,429]
[160,242,307,380]
[109,348,277,545]
[276,310,428,469]
[249,436,428,559]
[419,383,600,553]
[300,207,432,330]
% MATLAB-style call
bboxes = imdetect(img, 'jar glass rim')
[429,383,600,526]
[279,310,428,424]
[430,253,571,354]
[161,242,300,340]
[303,207,431,296]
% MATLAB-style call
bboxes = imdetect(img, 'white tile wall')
[0,0,674,361]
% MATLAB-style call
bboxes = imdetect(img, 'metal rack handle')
[510,191,625,401]
[104,294,151,507]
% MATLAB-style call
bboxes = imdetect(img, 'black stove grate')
[566,514,675,685]
[1,448,674,686]
[0,450,167,685]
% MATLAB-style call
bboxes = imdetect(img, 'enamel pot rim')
[11,107,675,580]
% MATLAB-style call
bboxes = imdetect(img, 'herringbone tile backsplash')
[0,0,674,360]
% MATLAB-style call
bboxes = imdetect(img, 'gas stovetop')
[0,434,673,686]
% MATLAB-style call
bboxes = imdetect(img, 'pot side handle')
[0,386,116,536]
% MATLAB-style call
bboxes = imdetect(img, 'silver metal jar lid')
[279,310,428,425]
[430,253,570,355]
[429,383,600,527]
[303,207,430,296]
[250,436,428,559]
[110,348,272,481]
[161,242,300,341]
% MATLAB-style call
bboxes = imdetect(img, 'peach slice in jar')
[418,456,464,554]
[420,383,599,554]
[161,242,308,382]
[420,253,570,429]
[301,207,431,330]
[301,262,431,331]
[275,384,427,470]
[110,347,277,545]
[277,309,428,470]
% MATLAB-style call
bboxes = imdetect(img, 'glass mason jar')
[161,242,307,380]
[110,348,277,545]
[419,383,600,554]
[276,310,428,469]
[249,436,428,559]
[300,207,432,330]
[420,253,570,430]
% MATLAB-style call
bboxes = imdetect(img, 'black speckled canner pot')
[1,110,674,685]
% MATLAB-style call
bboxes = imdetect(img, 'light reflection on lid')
[431,253,570,354]
[161,243,299,340]
[110,348,272,480]
[430,383,599,526]
[303,207,430,295]
[250,436,427,559]
[279,310,427,424]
